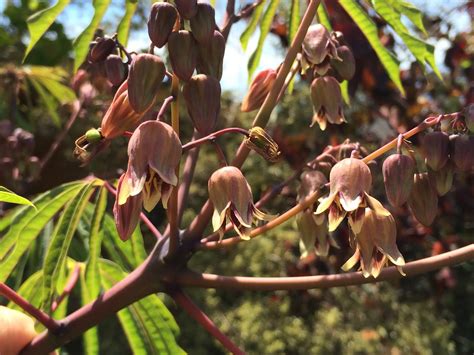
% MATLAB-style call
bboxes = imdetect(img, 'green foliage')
[99,260,184,355]
[42,180,99,309]
[247,0,280,80]
[372,0,441,78]
[23,0,71,61]
[24,65,77,126]
[0,186,35,208]
[240,2,265,51]
[117,0,139,46]
[339,0,405,95]
[73,0,112,72]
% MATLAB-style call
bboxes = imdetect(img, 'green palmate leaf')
[287,0,300,94]
[99,260,183,354]
[240,1,265,51]
[289,0,300,43]
[23,0,71,61]
[0,182,85,283]
[316,2,332,30]
[130,226,147,265]
[339,0,405,96]
[85,187,107,300]
[42,180,100,309]
[0,186,35,208]
[248,0,280,80]
[117,0,139,46]
[80,267,100,355]
[392,0,427,35]
[73,0,112,72]
[372,0,441,78]
[27,77,62,126]
[101,213,138,270]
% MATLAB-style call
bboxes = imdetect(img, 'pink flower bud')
[105,54,127,86]
[147,2,178,48]
[382,153,415,207]
[175,0,198,19]
[408,173,438,226]
[168,30,198,81]
[127,54,166,113]
[422,131,449,171]
[89,37,116,63]
[330,45,355,81]
[451,134,474,172]
[303,24,335,65]
[182,74,221,135]
[190,2,216,45]
[196,30,225,80]
[241,69,277,112]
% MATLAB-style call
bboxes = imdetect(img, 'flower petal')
[339,192,362,212]
[114,174,143,241]
[365,193,391,217]
[341,248,360,271]
[315,192,336,214]
[328,204,346,232]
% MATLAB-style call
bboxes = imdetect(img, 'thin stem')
[167,74,180,259]
[231,0,323,168]
[212,141,228,167]
[177,130,201,226]
[39,100,82,175]
[200,189,325,250]
[104,181,163,240]
[361,115,442,164]
[0,283,61,333]
[183,0,322,243]
[220,0,236,41]
[51,264,81,312]
[176,244,474,291]
[182,127,249,152]
[156,95,175,121]
[170,289,245,355]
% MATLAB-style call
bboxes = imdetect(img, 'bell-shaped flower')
[114,121,182,240]
[100,80,143,140]
[113,174,143,241]
[0,306,38,355]
[310,76,345,130]
[208,166,273,240]
[341,208,405,278]
[241,69,277,112]
[296,170,332,257]
[315,157,390,233]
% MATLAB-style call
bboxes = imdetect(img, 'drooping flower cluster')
[302,24,356,130]
[208,166,273,240]
[296,170,337,258]
[314,156,405,277]
[114,121,182,241]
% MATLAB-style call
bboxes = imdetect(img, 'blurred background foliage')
[0,0,473,354]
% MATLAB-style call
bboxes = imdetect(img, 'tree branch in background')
[176,244,474,290]
[170,289,245,355]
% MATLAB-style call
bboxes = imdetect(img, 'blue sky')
[2,0,471,98]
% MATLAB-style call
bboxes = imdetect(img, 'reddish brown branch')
[175,244,474,290]
[170,289,245,355]
[39,100,82,175]
[51,263,81,312]
[0,283,61,332]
